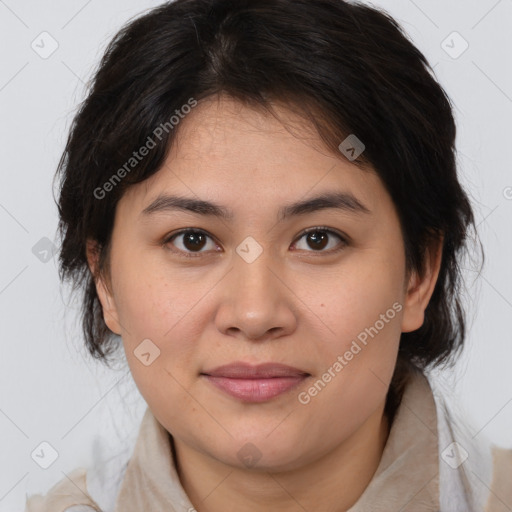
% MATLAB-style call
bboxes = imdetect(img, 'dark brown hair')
[55,0,483,422]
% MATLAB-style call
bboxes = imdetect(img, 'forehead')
[120,94,390,220]
[165,95,348,169]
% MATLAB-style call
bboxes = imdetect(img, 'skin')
[87,94,443,512]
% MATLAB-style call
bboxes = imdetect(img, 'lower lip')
[202,375,308,402]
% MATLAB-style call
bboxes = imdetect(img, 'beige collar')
[347,369,439,511]
[115,370,439,511]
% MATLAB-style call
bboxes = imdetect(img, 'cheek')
[306,256,404,342]
[305,258,404,397]
[115,270,204,419]
[111,257,215,381]
[111,255,194,340]
[298,276,402,437]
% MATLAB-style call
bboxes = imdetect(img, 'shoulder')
[24,422,136,512]
[428,373,512,511]
[485,445,512,511]
[24,467,101,512]
[491,444,512,474]
[24,401,148,512]
[24,447,133,512]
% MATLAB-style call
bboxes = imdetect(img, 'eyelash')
[162,226,349,259]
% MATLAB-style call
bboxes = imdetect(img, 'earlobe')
[85,239,122,335]
[95,279,122,336]
[401,236,444,333]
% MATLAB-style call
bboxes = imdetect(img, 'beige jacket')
[24,371,512,511]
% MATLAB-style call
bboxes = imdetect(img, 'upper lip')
[201,362,310,379]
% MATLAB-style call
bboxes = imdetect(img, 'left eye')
[292,228,347,252]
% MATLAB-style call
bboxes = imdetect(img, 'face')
[90,94,440,471]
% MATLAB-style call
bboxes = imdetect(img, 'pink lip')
[201,362,310,403]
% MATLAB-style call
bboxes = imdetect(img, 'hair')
[55,0,483,424]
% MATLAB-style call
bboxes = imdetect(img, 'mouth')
[200,362,311,403]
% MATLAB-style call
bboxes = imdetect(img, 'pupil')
[308,231,328,250]
[184,232,206,251]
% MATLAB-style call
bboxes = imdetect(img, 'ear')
[401,235,444,333]
[86,239,122,335]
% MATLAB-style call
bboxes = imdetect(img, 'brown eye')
[306,231,329,250]
[165,230,218,256]
[293,228,347,253]
[182,231,207,251]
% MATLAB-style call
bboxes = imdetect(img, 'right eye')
[163,229,221,257]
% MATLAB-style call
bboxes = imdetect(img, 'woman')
[25,0,511,510]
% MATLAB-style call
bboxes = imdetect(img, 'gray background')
[0,0,511,510]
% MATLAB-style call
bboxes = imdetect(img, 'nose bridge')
[214,242,296,340]
[232,244,280,310]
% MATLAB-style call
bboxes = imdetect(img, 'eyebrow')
[140,191,371,221]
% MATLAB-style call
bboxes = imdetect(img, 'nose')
[214,248,298,342]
